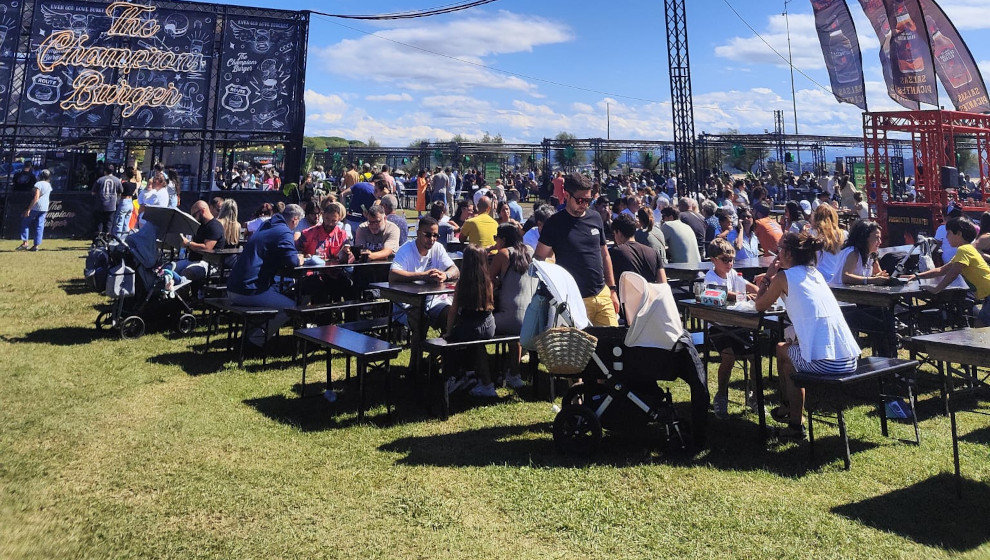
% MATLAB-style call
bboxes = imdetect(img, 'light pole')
[783,0,801,173]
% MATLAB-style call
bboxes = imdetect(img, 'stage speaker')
[940,166,960,189]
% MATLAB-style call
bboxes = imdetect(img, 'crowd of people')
[15,156,990,441]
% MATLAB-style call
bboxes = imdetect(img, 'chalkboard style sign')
[217,16,301,132]
[0,0,22,122]
[18,1,214,129]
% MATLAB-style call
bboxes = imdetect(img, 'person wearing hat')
[812,190,831,211]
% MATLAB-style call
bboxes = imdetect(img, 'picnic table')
[192,247,242,280]
[665,255,776,283]
[371,280,458,377]
[679,299,786,443]
[908,328,990,495]
[830,279,969,356]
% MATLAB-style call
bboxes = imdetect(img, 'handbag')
[520,291,551,351]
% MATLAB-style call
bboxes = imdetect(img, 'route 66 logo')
[26,75,63,105]
[221,84,250,112]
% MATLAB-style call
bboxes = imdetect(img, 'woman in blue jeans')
[17,170,51,251]
[113,168,139,236]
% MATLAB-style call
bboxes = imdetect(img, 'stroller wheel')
[553,405,602,455]
[120,316,145,339]
[562,382,608,409]
[95,311,115,331]
[177,313,197,335]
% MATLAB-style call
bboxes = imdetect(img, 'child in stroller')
[95,222,197,338]
[528,263,709,454]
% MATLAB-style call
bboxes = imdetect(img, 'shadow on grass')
[58,278,93,296]
[149,350,234,376]
[3,326,105,346]
[961,424,990,445]
[832,473,990,552]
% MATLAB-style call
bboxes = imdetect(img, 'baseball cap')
[799,200,812,215]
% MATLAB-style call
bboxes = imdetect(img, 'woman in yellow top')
[908,216,990,326]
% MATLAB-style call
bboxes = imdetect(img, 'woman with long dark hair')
[451,198,474,228]
[489,223,538,389]
[445,244,497,397]
[755,232,861,439]
[832,220,889,286]
[635,206,667,263]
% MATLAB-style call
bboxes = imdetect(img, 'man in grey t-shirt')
[17,170,53,251]
[92,164,122,239]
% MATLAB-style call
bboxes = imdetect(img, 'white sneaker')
[446,375,477,395]
[505,373,525,389]
[468,383,497,398]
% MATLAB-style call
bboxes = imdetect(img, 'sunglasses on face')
[420,231,440,239]
[571,196,593,205]
[717,256,735,263]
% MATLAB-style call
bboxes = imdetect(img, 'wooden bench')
[204,298,280,367]
[285,299,390,326]
[791,357,920,470]
[422,335,521,419]
[294,325,402,422]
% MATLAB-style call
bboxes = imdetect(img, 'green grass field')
[1,240,989,559]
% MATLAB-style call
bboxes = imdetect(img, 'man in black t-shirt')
[609,213,666,283]
[12,163,36,192]
[535,172,619,326]
[174,200,226,281]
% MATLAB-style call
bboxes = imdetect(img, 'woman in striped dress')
[754,232,861,440]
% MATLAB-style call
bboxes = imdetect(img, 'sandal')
[770,405,791,424]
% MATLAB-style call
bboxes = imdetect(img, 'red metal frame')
[865,110,990,243]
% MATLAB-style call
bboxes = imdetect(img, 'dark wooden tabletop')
[371,281,457,298]
[294,325,400,357]
[910,327,990,368]
[831,279,968,307]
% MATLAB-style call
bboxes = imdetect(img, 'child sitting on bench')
[444,245,497,398]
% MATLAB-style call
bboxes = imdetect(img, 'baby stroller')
[95,222,197,339]
[528,264,709,454]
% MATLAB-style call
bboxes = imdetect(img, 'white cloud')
[939,0,990,30]
[314,11,571,95]
[715,13,877,70]
[365,93,412,102]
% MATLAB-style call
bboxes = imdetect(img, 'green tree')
[639,151,661,172]
[554,131,585,170]
[594,150,621,174]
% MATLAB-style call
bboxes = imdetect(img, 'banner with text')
[216,16,302,132]
[857,0,919,109]
[0,0,22,121]
[18,1,213,128]
[881,0,938,107]
[812,0,867,110]
[918,0,990,113]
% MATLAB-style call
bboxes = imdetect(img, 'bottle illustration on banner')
[891,0,926,74]
[926,17,973,89]
[828,28,860,84]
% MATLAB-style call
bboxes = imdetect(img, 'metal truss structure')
[0,0,309,192]
[664,0,698,195]
[865,110,990,242]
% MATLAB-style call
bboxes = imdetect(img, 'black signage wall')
[216,15,302,133]
[19,0,116,126]
[119,6,215,130]
[0,0,22,121]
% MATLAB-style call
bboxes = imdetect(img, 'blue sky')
[226,0,990,144]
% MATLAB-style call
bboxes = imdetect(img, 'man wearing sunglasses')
[535,172,619,326]
[390,216,461,331]
[172,200,226,281]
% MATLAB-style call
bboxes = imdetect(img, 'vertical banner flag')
[811,0,867,110]
[0,0,23,121]
[882,0,938,107]
[857,0,919,109]
[918,0,990,113]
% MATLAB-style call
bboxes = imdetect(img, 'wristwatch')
[607,285,617,292]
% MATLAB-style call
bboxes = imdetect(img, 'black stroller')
[94,221,197,339]
[528,264,710,454]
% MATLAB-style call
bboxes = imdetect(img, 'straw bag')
[535,327,598,376]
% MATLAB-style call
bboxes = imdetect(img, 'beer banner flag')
[811,0,867,110]
[881,0,938,107]
[857,0,919,109]
[919,0,990,113]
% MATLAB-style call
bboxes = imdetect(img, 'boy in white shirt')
[705,238,760,419]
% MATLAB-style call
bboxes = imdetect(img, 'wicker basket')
[535,327,598,376]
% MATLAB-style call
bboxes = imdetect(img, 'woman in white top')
[755,232,861,439]
[725,207,760,260]
[810,204,846,283]
[830,220,889,286]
